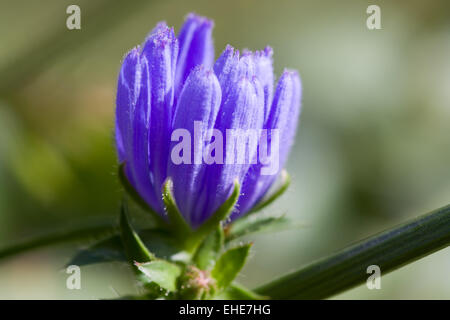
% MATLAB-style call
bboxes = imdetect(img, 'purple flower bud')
[115,13,302,228]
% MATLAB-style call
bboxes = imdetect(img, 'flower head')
[116,13,302,228]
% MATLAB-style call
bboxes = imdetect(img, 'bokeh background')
[0,0,449,299]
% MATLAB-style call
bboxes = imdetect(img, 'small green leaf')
[120,201,155,263]
[249,170,291,214]
[135,260,182,292]
[215,283,267,300]
[118,163,167,227]
[211,243,252,290]
[193,227,224,270]
[162,178,191,238]
[194,180,240,242]
[226,213,305,241]
[68,235,126,266]
[68,229,181,267]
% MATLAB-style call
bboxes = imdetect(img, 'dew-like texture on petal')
[127,56,162,211]
[237,52,256,79]
[213,45,240,99]
[254,47,274,120]
[115,48,141,163]
[175,13,214,100]
[192,71,265,226]
[115,48,143,192]
[234,70,302,218]
[168,66,222,225]
[279,71,302,166]
[141,25,179,208]
[145,21,168,40]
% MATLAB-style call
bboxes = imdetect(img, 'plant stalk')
[255,204,450,299]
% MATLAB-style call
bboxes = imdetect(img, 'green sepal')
[211,243,252,290]
[162,178,192,240]
[163,178,240,252]
[192,179,240,246]
[120,200,155,264]
[248,169,291,214]
[193,226,224,270]
[226,213,305,241]
[118,163,167,227]
[135,260,182,292]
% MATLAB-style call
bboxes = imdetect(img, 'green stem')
[0,221,115,261]
[255,204,450,299]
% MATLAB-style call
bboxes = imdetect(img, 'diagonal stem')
[0,221,115,261]
[255,204,450,299]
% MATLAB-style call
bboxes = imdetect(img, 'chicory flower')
[115,13,301,229]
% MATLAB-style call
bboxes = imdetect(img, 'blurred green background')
[0,0,449,299]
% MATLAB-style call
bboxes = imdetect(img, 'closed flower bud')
[115,13,302,229]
